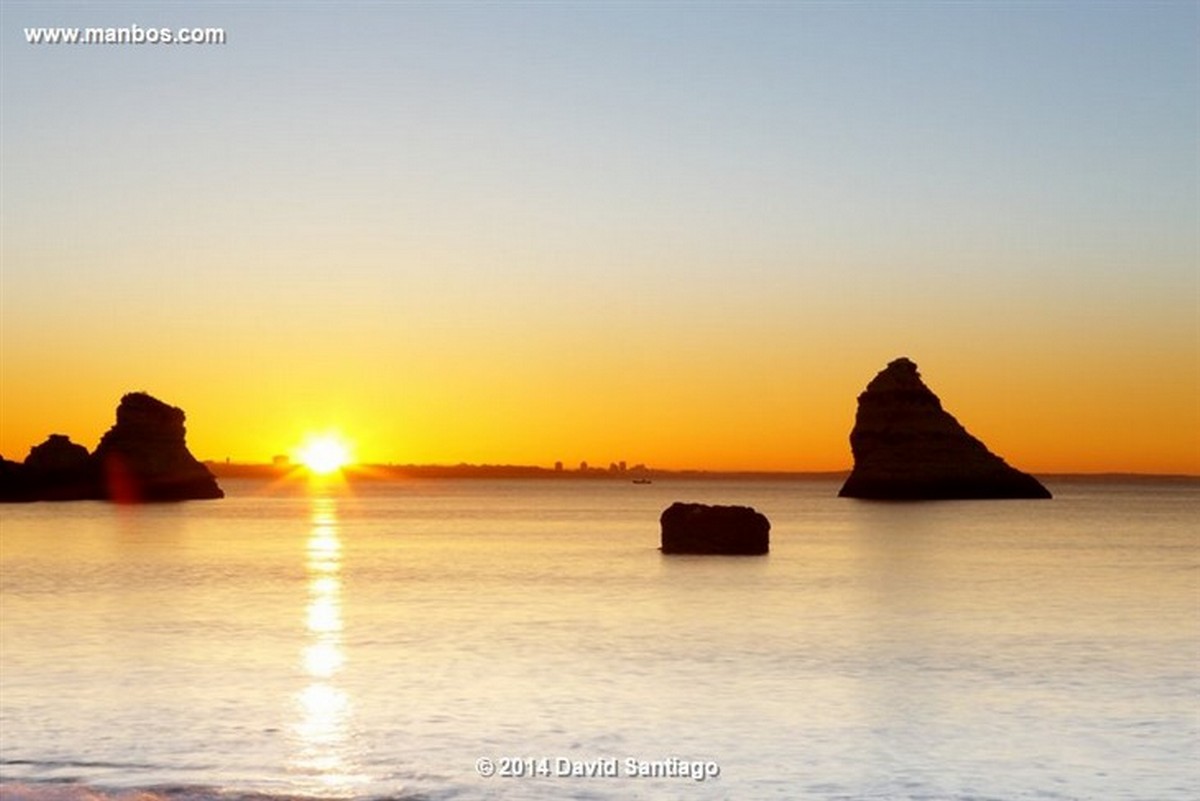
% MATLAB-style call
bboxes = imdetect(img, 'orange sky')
[2,5,1197,475]
[2,332,1196,474]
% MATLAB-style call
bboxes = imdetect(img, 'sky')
[1,1,1197,473]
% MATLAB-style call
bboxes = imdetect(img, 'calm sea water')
[0,477,1196,801]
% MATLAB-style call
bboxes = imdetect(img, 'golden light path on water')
[292,492,365,794]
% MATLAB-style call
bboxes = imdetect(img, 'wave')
[0,761,183,774]
[0,777,448,801]
[0,781,448,801]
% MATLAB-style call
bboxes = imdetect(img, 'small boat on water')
[632,478,652,485]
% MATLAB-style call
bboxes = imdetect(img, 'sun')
[296,435,352,475]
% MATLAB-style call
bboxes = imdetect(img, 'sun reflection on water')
[291,494,364,794]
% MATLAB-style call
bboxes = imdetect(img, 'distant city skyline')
[2,1,1196,473]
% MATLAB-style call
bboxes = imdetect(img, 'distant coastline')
[203,462,1199,484]
[206,461,849,482]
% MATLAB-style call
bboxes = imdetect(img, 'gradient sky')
[1,1,1197,473]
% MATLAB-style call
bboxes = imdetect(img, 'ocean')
[0,476,1196,801]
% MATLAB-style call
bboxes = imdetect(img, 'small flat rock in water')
[660,502,770,555]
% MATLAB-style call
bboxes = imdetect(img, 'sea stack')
[22,434,94,500]
[839,358,1051,500]
[660,502,770,555]
[92,392,224,502]
[0,392,224,502]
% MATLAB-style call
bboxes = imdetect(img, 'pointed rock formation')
[839,358,1051,500]
[0,393,223,502]
[661,502,770,554]
[92,393,224,502]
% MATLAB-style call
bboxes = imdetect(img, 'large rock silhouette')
[0,393,223,502]
[839,358,1051,500]
[92,393,224,501]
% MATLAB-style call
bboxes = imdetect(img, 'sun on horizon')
[295,435,353,476]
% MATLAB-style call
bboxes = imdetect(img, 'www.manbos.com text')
[25,25,226,46]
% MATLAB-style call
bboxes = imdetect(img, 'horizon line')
[203,461,1200,482]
